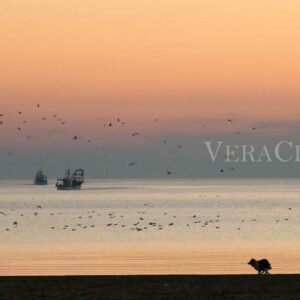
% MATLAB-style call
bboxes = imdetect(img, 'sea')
[0,178,299,275]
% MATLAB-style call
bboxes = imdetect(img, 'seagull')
[166,170,175,175]
[129,162,136,167]
[227,119,233,123]
[73,135,78,140]
[37,103,40,108]
[132,132,139,136]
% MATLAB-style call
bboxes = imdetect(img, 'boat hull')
[34,181,48,185]
[56,185,82,190]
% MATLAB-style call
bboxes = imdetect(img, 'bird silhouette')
[166,170,175,175]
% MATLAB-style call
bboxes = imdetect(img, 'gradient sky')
[1,1,300,178]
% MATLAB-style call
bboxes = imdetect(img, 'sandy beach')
[0,274,300,300]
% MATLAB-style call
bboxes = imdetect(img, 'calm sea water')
[0,178,300,275]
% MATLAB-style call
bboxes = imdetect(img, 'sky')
[1,0,300,178]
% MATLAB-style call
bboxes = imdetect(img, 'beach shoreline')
[1,274,300,299]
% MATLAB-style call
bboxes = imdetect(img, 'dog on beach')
[248,258,272,274]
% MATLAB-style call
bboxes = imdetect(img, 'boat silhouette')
[56,169,84,190]
[34,169,48,185]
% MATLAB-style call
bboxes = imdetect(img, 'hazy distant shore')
[1,274,300,299]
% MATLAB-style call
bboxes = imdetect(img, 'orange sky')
[1,0,300,146]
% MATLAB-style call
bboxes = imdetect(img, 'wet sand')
[1,275,300,299]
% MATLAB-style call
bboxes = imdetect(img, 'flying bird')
[166,170,175,175]
[227,119,233,123]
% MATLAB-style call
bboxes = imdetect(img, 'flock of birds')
[0,103,260,176]
[0,199,294,234]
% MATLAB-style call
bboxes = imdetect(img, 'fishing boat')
[56,169,84,190]
[34,169,48,185]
